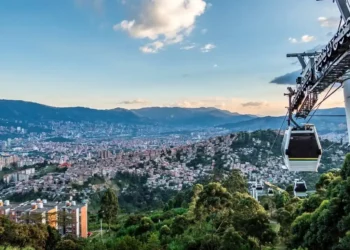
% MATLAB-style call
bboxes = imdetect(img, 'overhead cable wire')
[311,115,345,117]
[270,110,288,152]
[307,82,341,123]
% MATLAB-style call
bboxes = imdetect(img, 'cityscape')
[2,0,350,249]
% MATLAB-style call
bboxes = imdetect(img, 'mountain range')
[0,100,346,133]
[218,108,347,133]
[0,100,255,127]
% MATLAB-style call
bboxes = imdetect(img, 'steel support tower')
[287,0,350,142]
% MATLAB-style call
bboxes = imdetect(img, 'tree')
[114,235,143,250]
[45,225,61,250]
[220,227,252,250]
[0,215,20,249]
[235,211,277,248]
[334,231,350,250]
[195,182,233,220]
[27,224,49,250]
[56,239,80,250]
[125,214,143,227]
[223,169,248,194]
[341,154,350,180]
[136,217,154,235]
[274,191,290,209]
[171,215,189,236]
[199,234,221,250]
[160,225,171,238]
[144,233,162,250]
[12,224,31,249]
[285,185,294,197]
[290,212,312,249]
[98,188,119,229]
[188,184,203,219]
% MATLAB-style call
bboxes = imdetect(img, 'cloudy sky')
[0,0,344,115]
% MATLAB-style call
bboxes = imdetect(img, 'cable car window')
[288,133,320,158]
[295,183,307,192]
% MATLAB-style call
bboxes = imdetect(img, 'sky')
[0,0,345,115]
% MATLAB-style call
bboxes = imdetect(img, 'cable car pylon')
[282,0,350,144]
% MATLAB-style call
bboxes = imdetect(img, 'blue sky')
[0,0,343,115]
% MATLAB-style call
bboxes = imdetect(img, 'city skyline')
[0,0,343,115]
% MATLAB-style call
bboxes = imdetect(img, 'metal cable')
[270,111,288,152]
[307,82,343,123]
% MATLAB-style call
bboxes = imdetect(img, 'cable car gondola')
[294,179,307,198]
[281,124,322,172]
[256,184,263,195]
[267,188,274,196]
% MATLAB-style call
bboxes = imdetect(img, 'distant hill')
[0,100,346,131]
[217,107,347,133]
[0,100,147,124]
[132,107,256,126]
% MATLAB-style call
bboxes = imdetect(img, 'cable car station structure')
[281,0,350,172]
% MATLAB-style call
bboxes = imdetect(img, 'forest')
[2,154,350,249]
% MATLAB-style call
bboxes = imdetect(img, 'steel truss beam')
[287,0,350,119]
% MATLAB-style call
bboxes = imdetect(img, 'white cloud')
[162,97,283,115]
[318,16,339,28]
[288,37,298,44]
[117,99,150,105]
[140,41,164,53]
[288,35,316,44]
[213,64,218,68]
[201,28,208,34]
[181,44,196,50]
[301,35,316,43]
[113,0,207,52]
[241,101,267,108]
[201,43,216,53]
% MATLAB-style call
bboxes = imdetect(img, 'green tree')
[136,217,154,235]
[56,239,80,250]
[27,224,49,250]
[235,211,277,248]
[12,224,31,249]
[45,225,61,250]
[285,185,294,197]
[290,212,312,249]
[200,234,221,250]
[188,184,203,219]
[0,215,16,248]
[274,191,290,209]
[98,188,119,229]
[341,154,350,180]
[334,231,350,250]
[223,169,248,194]
[144,233,161,250]
[171,215,189,236]
[114,236,143,250]
[160,225,171,238]
[220,227,251,250]
[195,182,233,220]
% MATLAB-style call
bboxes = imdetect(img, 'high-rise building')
[98,150,113,159]
[0,199,88,238]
